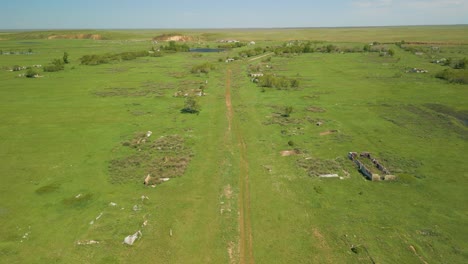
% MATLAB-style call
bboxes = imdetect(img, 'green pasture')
[0,27,467,263]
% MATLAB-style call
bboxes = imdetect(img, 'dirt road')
[225,68,254,264]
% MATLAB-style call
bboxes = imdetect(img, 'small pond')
[189,48,225,53]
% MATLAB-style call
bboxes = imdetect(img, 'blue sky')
[1,0,467,29]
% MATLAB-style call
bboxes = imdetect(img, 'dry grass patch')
[109,133,193,184]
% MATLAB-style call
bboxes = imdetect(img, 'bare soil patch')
[306,106,326,113]
[153,34,193,42]
[320,130,338,136]
[312,228,335,263]
[223,184,233,199]
[48,34,101,40]
[280,149,300,156]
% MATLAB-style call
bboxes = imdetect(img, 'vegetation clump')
[161,41,190,52]
[297,156,342,177]
[435,69,468,84]
[43,58,65,72]
[181,96,201,114]
[25,68,39,78]
[257,74,300,89]
[218,42,246,49]
[109,133,193,184]
[239,46,271,57]
[35,183,60,194]
[282,106,293,117]
[191,62,215,74]
[80,50,149,65]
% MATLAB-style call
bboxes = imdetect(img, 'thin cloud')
[352,0,393,8]
[403,0,468,8]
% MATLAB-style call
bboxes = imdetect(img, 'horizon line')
[1,24,467,31]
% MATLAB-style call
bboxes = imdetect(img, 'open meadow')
[0,26,467,263]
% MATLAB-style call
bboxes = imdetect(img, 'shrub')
[435,69,468,84]
[282,106,293,117]
[25,68,39,78]
[43,59,64,72]
[257,74,300,89]
[161,41,190,52]
[80,50,149,65]
[181,96,200,114]
[454,58,467,69]
[191,62,215,74]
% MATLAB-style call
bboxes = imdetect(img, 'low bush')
[43,59,64,72]
[25,68,39,78]
[435,69,468,84]
[80,50,149,65]
[191,62,215,74]
[257,74,300,89]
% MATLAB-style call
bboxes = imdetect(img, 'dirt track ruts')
[225,68,254,264]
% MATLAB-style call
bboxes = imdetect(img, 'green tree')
[388,49,395,57]
[181,96,200,114]
[63,52,69,64]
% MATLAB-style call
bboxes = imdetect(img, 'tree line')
[80,50,149,65]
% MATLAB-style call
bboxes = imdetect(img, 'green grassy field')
[0,27,467,263]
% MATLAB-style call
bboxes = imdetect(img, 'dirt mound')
[47,34,102,40]
[153,34,192,42]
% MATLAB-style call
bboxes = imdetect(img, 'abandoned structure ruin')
[348,152,396,181]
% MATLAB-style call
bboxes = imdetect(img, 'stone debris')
[161,178,170,182]
[319,174,339,178]
[406,68,428,73]
[144,174,152,185]
[141,195,149,201]
[123,230,142,245]
[133,205,141,211]
[75,194,82,199]
[146,131,152,138]
[95,212,103,220]
[90,212,103,225]
[109,202,117,207]
[76,240,99,245]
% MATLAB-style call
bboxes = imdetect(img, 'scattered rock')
[76,240,99,245]
[319,174,339,178]
[109,202,117,207]
[123,230,142,245]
